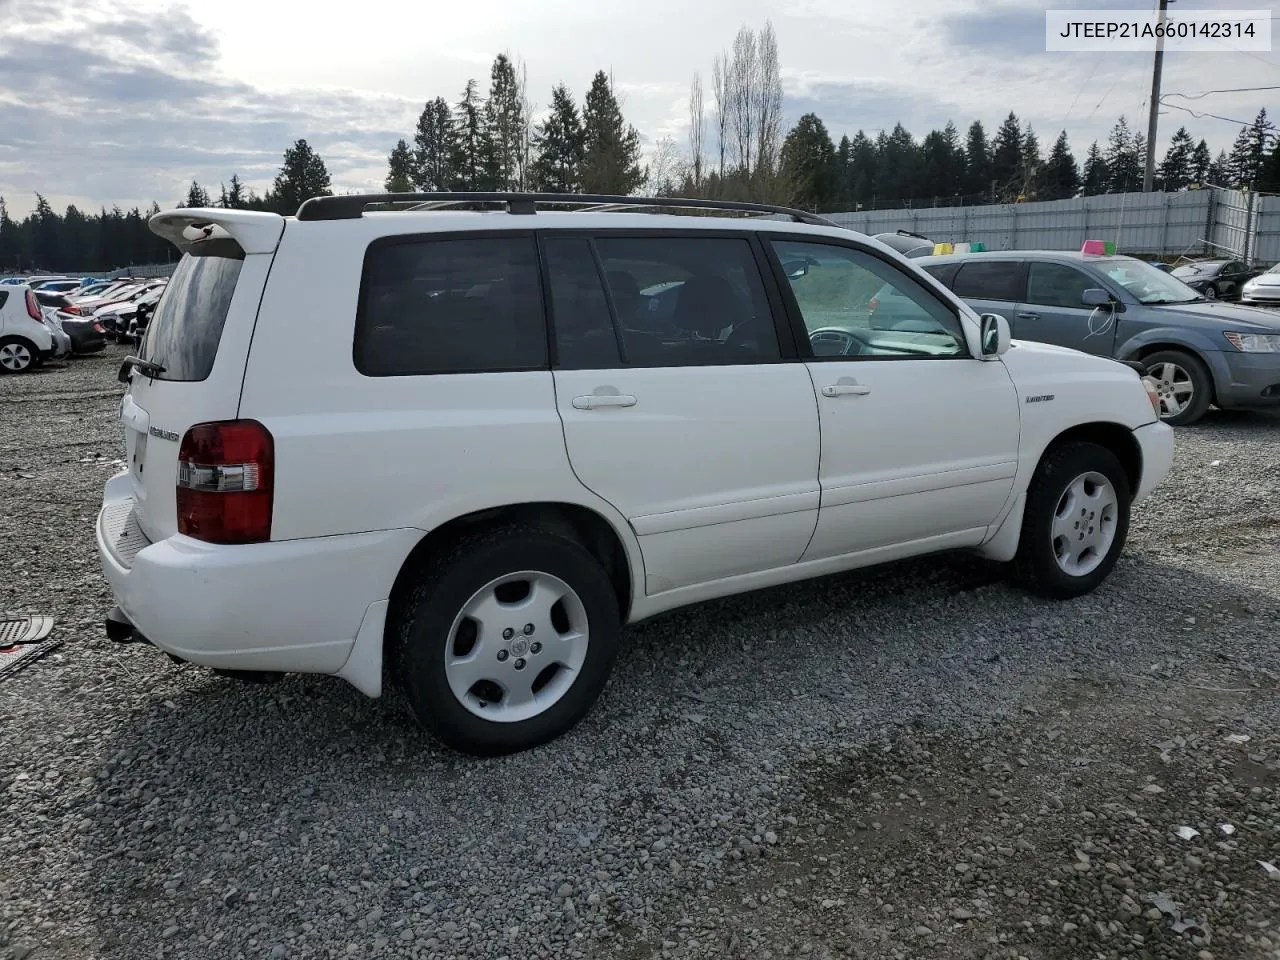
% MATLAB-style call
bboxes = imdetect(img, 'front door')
[1017,259,1119,356]
[765,237,1021,562]
[545,232,821,595]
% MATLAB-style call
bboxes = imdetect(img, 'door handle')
[1016,312,1040,320]
[572,393,637,410]
[821,384,871,397]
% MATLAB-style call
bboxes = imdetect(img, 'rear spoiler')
[149,208,286,256]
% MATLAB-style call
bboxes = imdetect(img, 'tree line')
[2,19,1277,272]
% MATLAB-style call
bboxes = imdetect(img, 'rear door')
[545,231,821,596]
[949,259,1026,331]
[122,221,280,542]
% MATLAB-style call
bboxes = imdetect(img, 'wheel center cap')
[509,636,530,657]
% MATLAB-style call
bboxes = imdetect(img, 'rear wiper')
[117,355,166,383]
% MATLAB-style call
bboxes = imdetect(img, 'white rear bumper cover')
[95,472,418,695]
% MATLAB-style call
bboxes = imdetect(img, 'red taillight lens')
[25,290,40,320]
[66,305,81,315]
[176,420,274,544]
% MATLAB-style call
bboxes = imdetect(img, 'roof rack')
[293,191,844,228]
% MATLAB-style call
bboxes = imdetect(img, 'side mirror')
[1081,288,1111,307]
[782,260,809,280]
[979,313,1011,359]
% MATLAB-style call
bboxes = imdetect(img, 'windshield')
[1094,257,1205,304]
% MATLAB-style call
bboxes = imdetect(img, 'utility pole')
[1143,0,1172,192]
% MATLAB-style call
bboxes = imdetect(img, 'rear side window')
[355,236,547,376]
[920,262,959,288]
[952,261,1024,302]
[543,237,623,369]
[142,246,244,382]
[0,290,8,309]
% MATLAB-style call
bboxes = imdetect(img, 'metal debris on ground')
[1218,823,1236,836]
[0,616,60,681]
[1224,733,1251,744]
[1174,826,1201,841]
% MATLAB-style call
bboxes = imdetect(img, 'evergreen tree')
[581,70,645,195]
[482,54,525,191]
[1042,131,1080,200]
[1082,141,1109,195]
[1226,110,1274,186]
[848,130,878,208]
[965,120,991,196]
[875,123,922,207]
[1105,117,1141,192]
[530,84,586,192]
[833,134,853,208]
[270,138,332,215]
[1158,127,1194,191]
[941,120,966,196]
[413,96,456,191]
[990,112,1023,198]
[1208,149,1230,186]
[1019,125,1042,199]
[1190,139,1212,185]
[385,139,415,192]
[779,113,836,210]
[1258,139,1280,193]
[450,79,492,191]
[183,180,210,208]
[225,174,246,209]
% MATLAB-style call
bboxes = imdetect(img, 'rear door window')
[141,246,244,382]
[951,261,1025,302]
[920,261,960,288]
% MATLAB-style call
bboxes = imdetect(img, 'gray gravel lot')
[2,347,1278,960]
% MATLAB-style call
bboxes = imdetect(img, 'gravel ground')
[2,347,1278,960]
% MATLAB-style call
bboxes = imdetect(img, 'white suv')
[0,284,56,373]
[97,193,1175,755]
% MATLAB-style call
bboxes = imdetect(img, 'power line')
[1164,84,1280,100]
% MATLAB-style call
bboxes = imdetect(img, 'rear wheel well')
[384,503,633,669]
[1042,423,1142,499]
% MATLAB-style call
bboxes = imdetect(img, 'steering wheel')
[808,328,864,357]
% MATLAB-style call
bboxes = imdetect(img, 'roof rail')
[293,191,844,228]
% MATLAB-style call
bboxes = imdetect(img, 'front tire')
[392,526,622,755]
[1012,441,1132,600]
[1143,349,1212,425]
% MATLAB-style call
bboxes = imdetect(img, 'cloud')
[0,0,412,216]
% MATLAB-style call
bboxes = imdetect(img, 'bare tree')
[688,72,705,191]
[711,52,730,181]
[646,135,687,196]
[730,26,757,178]
[753,21,783,180]
[514,56,534,190]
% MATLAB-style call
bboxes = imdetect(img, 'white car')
[0,284,56,373]
[97,194,1175,755]
[1240,262,1280,307]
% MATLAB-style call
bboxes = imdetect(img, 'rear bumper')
[1132,419,1175,505]
[94,471,419,694]
[1215,350,1280,409]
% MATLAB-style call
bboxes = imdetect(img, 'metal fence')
[826,188,1280,265]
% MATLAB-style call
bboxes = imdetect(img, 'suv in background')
[98,194,1173,755]
[914,250,1280,426]
[0,284,56,373]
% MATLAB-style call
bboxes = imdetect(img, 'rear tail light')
[176,420,274,544]
[65,304,81,315]
[25,290,40,320]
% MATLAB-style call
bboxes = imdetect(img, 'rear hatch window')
[140,242,244,381]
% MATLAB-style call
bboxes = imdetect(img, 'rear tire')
[392,525,622,756]
[1143,348,1212,426]
[0,337,38,373]
[1012,441,1132,600]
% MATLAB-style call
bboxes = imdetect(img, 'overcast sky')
[0,0,1272,219]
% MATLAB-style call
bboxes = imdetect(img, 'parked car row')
[0,274,169,373]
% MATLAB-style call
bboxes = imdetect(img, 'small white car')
[0,284,56,373]
[97,194,1175,755]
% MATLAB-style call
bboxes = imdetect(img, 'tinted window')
[771,239,967,360]
[1026,262,1098,309]
[142,246,244,382]
[543,237,622,369]
[356,236,546,376]
[592,236,780,366]
[952,261,1024,301]
[0,290,8,309]
[921,262,960,288]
